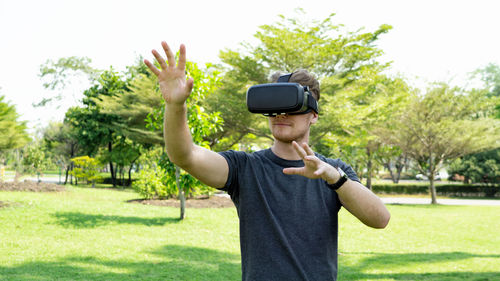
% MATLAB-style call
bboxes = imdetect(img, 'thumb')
[186,77,194,93]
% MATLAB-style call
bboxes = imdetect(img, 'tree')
[0,96,30,151]
[65,69,126,186]
[448,148,499,186]
[23,143,49,182]
[374,145,408,184]
[312,71,411,188]
[94,72,164,146]
[205,10,392,151]
[98,136,142,186]
[37,56,99,107]
[447,63,500,187]
[472,63,500,118]
[376,84,500,204]
[0,95,30,181]
[69,156,101,187]
[42,121,81,184]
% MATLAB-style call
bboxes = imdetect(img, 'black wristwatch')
[327,167,349,190]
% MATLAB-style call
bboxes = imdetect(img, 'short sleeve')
[217,150,244,197]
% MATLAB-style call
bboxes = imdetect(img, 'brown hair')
[270,69,321,101]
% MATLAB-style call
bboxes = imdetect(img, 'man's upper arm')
[181,145,229,189]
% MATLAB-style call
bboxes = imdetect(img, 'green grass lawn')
[1,187,499,280]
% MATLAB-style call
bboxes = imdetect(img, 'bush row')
[372,184,499,198]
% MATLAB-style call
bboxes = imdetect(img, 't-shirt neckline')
[263,148,305,167]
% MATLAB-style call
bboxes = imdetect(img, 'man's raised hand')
[144,41,193,105]
[283,141,339,184]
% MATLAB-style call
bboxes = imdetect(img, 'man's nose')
[275,113,288,118]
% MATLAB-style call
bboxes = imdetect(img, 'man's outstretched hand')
[144,41,193,105]
[283,141,340,184]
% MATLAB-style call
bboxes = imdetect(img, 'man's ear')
[310,112,318,125]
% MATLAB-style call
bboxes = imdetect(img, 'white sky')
[1,0,500,133]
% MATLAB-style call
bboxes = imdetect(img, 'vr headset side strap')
[277,72,319,114]
[307,92,319,114]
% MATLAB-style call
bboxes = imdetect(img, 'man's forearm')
[336,180,390,229]
[163,103,195,167]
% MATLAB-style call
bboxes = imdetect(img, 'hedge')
[372,184,499,198]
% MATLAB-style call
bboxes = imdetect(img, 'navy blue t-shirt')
[219,149,359,281]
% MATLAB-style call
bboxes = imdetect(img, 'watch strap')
[327,167,348,190]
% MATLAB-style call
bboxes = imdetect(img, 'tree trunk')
[64,166,69,184]
[366,147,373,190]
[394,155,405,184]
[14,149,21,183]
[127,157,139,187]
[108,142,116,187]
[175,166,185,220]
[429,177,438,204]
[385,163,396,183]
[429,159,438,204]
[128,166,132,186]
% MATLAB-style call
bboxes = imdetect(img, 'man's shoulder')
[218,149,269,163]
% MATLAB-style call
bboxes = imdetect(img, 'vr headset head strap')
[277,72,294,83]
[277,72,319,115]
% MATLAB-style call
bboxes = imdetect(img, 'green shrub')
[372,183,499,198]
[69,156,101,187]
[132,165,176,199]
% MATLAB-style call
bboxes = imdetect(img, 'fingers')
[301,143,315,156]
[292,141,307,159]
[152,49,168,70]
[186,77,194,93]
[178,44,187,70]
[283,167,303,176]
[161,41,176,67]
[143,59,160,76]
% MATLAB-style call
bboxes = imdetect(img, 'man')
[144,41,390,281]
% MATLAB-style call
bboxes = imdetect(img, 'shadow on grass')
[339,251,500,280]
[0,245,241,281]
[0,245,241,280]
[52,212,180,228]
[2,247,499,280]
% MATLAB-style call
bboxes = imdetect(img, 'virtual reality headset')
[246,73,319,117]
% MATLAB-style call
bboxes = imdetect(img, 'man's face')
[268,112,318,143]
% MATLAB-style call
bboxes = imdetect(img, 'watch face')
[337,167,346,177]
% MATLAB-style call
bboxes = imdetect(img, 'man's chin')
[272,133,302,144]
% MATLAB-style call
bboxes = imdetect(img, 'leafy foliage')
[95,72,164,145]
[0,96,30,151]
[448,148,500,186]
[22,143,49,181]
[375,83,500,203]
[132,165,173,199]
[205,11,392,150]
[69,156,101,186]
[37,56,99,107]
[65,69,125,157]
